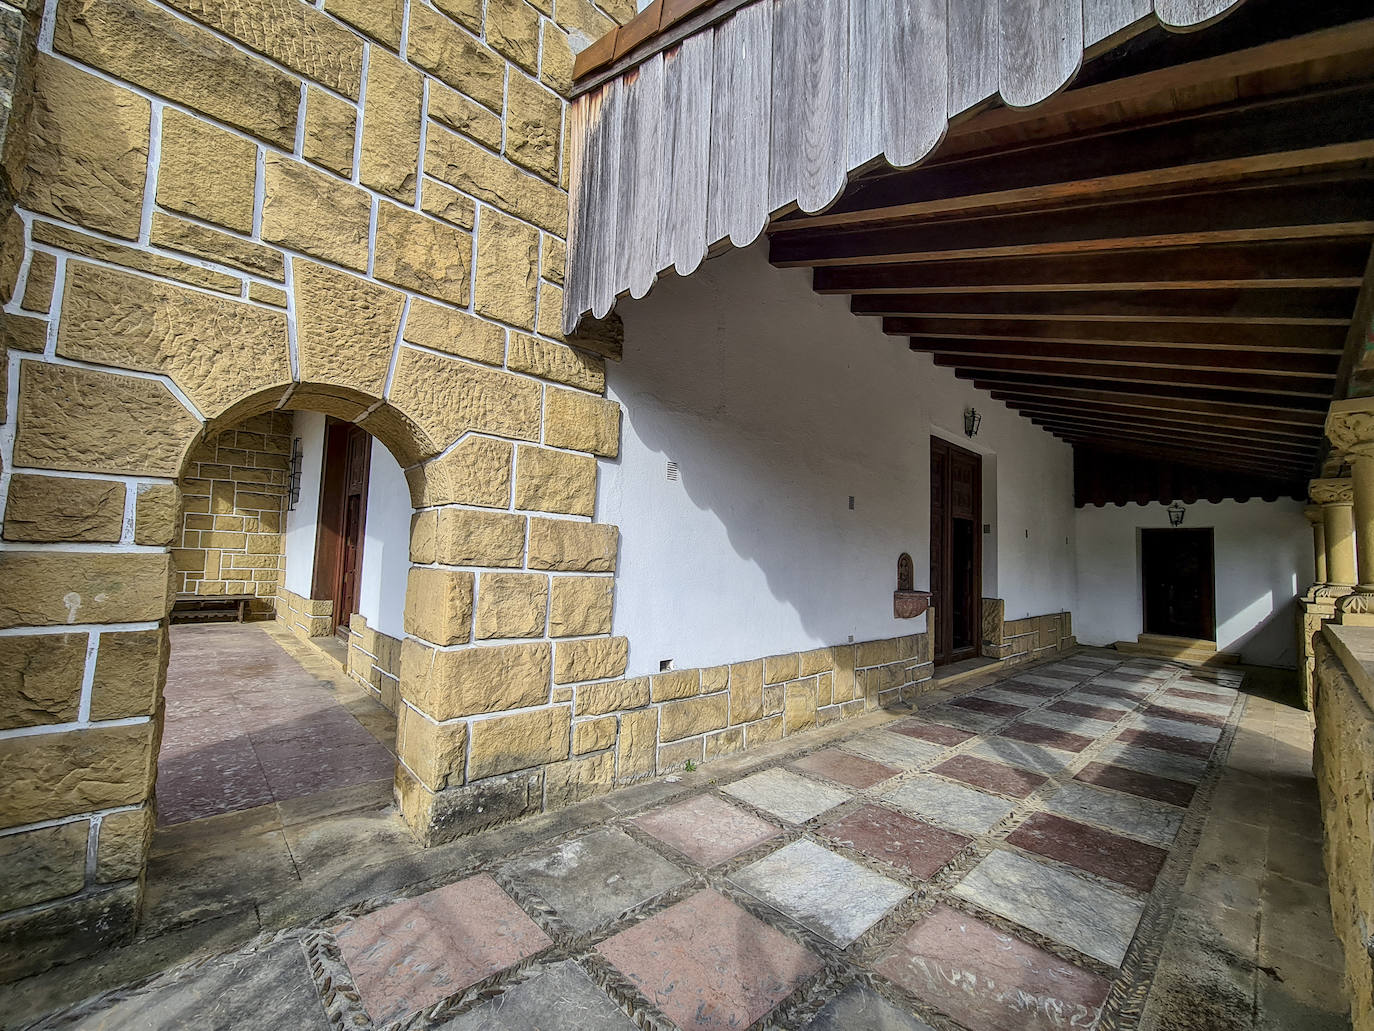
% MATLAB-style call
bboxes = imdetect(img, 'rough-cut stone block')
[0,634,87,730]
[96,807,152,883]
[57,262,290,418]
[543,387,620,457]
[577,676,648,716]
[374,202,471,305]
[132,485,178,548]
[303,85,356,176]
[407,4,503,110]
[251,284,288,307]
[540,22,574,96]
[475,572,548,639]
[658,737,703,770]
[469,705,570,779]
[157,215,284,280]
[661,694,729,742]
[426,125,567,235]
[428,80,502,150]
[617,707,658,782]
[34,220,240,294]
[22,253,58,314]
[651,668,700,702]
[156,108,256,233]
[387,348,541,454]
[544,751,615,808]
[434,508,526,567]
[573,715,617,754]
[403,298,504,367]
[55,0,299,147]
[527,517,617,571]
[785,677,818,734]
[555,637,628,684]
[505,69,560,181]
[765,653,799,685]
[747,714,785,746]
[293,262,404,398]
[402,638,550,720]
[324,0,403,47]
[730,659,764,724]
[403,567,475,646]
[360,48,422,202]
[3,474,124,543]
[514,445,596,517]
[509,333,603,392]
[486,0,540,73]
[0,552,171,629]
[90,627,167,720]
[262,155,371,270]
[4,314,49,354]
[397,764,543,845]
[398,704,467,791]
[0,723,156,828]
[548,575,614,637]
[0,879,140,982]
[0,821,89,910]
[474,209,538,329]
[21,55,148,239]
[420,179,477,230]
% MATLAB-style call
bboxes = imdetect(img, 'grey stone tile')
[840,730,946,768]
[1266,828,1325,887]
[921,705,1006,734]
[730,840,909,947]
[1043,782,1184,847]
[1161,694,1233,717]
[438,959,636,1030]
[1098,742,1209,784]
[969,686,1053,709]
[1091,676,1156,697]
[502,828,689,935]
[803,983,934,1031]
[953,849,1146,967]
[1019,709,1117,738]
[1258,876,1345,972]
[723,768,851,824]
[62,940,328,1030]
[1016,672,1079,688]
[882,776,1017,835]
[1060,688,1135,714]
[1127,714,1222,743]
[963,737,1076,776]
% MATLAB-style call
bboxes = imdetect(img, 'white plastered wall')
[600,242,1077,678]
[1074,499,1312,667]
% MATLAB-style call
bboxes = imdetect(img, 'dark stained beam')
[981,382,1328,423]
[1053,434,1313,475]
[1002,399,1321,442]
[773,82,1374,232]
[938,355,1333,396]
[909,338,1338,376]
[885,318,1345,351]
[771,176,1374,267]
[1026,414,1318,457]
[851,289,1359,324]
[814,240,1369,294]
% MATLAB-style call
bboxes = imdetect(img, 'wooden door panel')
[931,437,982,666]
[314,420,371,637]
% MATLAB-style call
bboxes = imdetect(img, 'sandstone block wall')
[173,412,291,616]
[348,613,401,712]
[982,599,1076,663]
[275,586,333,640]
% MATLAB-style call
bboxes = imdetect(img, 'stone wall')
[982,599,1076,663]
[347,613,401,712]
[1312,628,1374,1031]
[275,586,333,640]
[174,412,291,616]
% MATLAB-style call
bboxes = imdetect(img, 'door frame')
[931,436,983,666]
[1140,526,1216,641]
[311,418,371,636]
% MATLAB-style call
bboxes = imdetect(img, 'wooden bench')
[171,593,259,623]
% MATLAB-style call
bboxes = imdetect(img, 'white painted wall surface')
[283,410,326,596]
[1074,499,1311,668]
[357,439,411,639]
[601,243,1077,677]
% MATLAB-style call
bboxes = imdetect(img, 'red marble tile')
[335,874,551,1024]
[875,902,1110,1031]
[598,888,819,1031]
[931,755,1047,800]
[818,804,969,880]
[632,794,779,867]
[791,748,901,789]
[1142,703,1226,728]
[1169,687,1229,703]
[889,720,973,747]
[949,696,1027,718]
[1049,699,1126,723]
[1117,728,1215,759]
[1006,813,1168,892]
[999,722,1094,753]
[1075,761,1196,807]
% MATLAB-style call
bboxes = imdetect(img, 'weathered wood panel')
[1084,0,1151,46]
[947,0,998,115]
[849,0,949,170]
[707,2,771,248]
[1154,0,1244,30]
[769,0,848,213]
[588,78,624,319]
[1000,0,1083,108]
[658,34,713,277]
[619,56,665,301]
[563,92,593,332]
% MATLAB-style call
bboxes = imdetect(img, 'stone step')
[1114,635,1242,666]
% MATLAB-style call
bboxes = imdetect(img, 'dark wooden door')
[1141,528,1215,640]
[312,419,371,638]
[931,438,982,665]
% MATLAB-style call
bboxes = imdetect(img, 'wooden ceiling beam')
[814,240,1369,294]
[981,382,1328,423]
[1026,414,1317,456]
[1001,399,1320,441]
[910,338,1338,376]
[1054,434,1312,475]
[771,176,1374,267]
[965,370,1329,408]
[894,317,1345,351]
[773,81,1374,233]
[939,355,1333,396]
[850,289,1358,324]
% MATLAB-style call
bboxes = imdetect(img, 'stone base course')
[981,599,1077,663]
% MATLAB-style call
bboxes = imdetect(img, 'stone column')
[1304,506,1328,585]
[1325,397,1374,592]
[1309,478,1356,589]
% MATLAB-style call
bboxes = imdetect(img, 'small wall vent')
[666,461,679,481]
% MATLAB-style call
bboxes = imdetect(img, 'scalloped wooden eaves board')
[563,0,1249,334]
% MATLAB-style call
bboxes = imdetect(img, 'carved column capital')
[1309,478,1354,506]
[1304,505,1325,524]
[1325,397,1374,461]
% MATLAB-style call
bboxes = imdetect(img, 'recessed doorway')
[931,437,982,666]
[313,419,372,641]
[1141,528,1216,641]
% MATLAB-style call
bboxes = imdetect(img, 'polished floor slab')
[818,803,970,881]
[723,768,851,824]
[883,774,1018,835]
[632,794,779,867]
[1043,780,1185,846]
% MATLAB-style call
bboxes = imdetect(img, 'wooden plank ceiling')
[766,0,1374,504]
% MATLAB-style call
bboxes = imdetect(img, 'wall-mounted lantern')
[1167,501,1186,527]
[963,406,982,438]
[288,437,304,511]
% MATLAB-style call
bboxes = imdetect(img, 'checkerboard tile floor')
[43,653,1308,1031]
